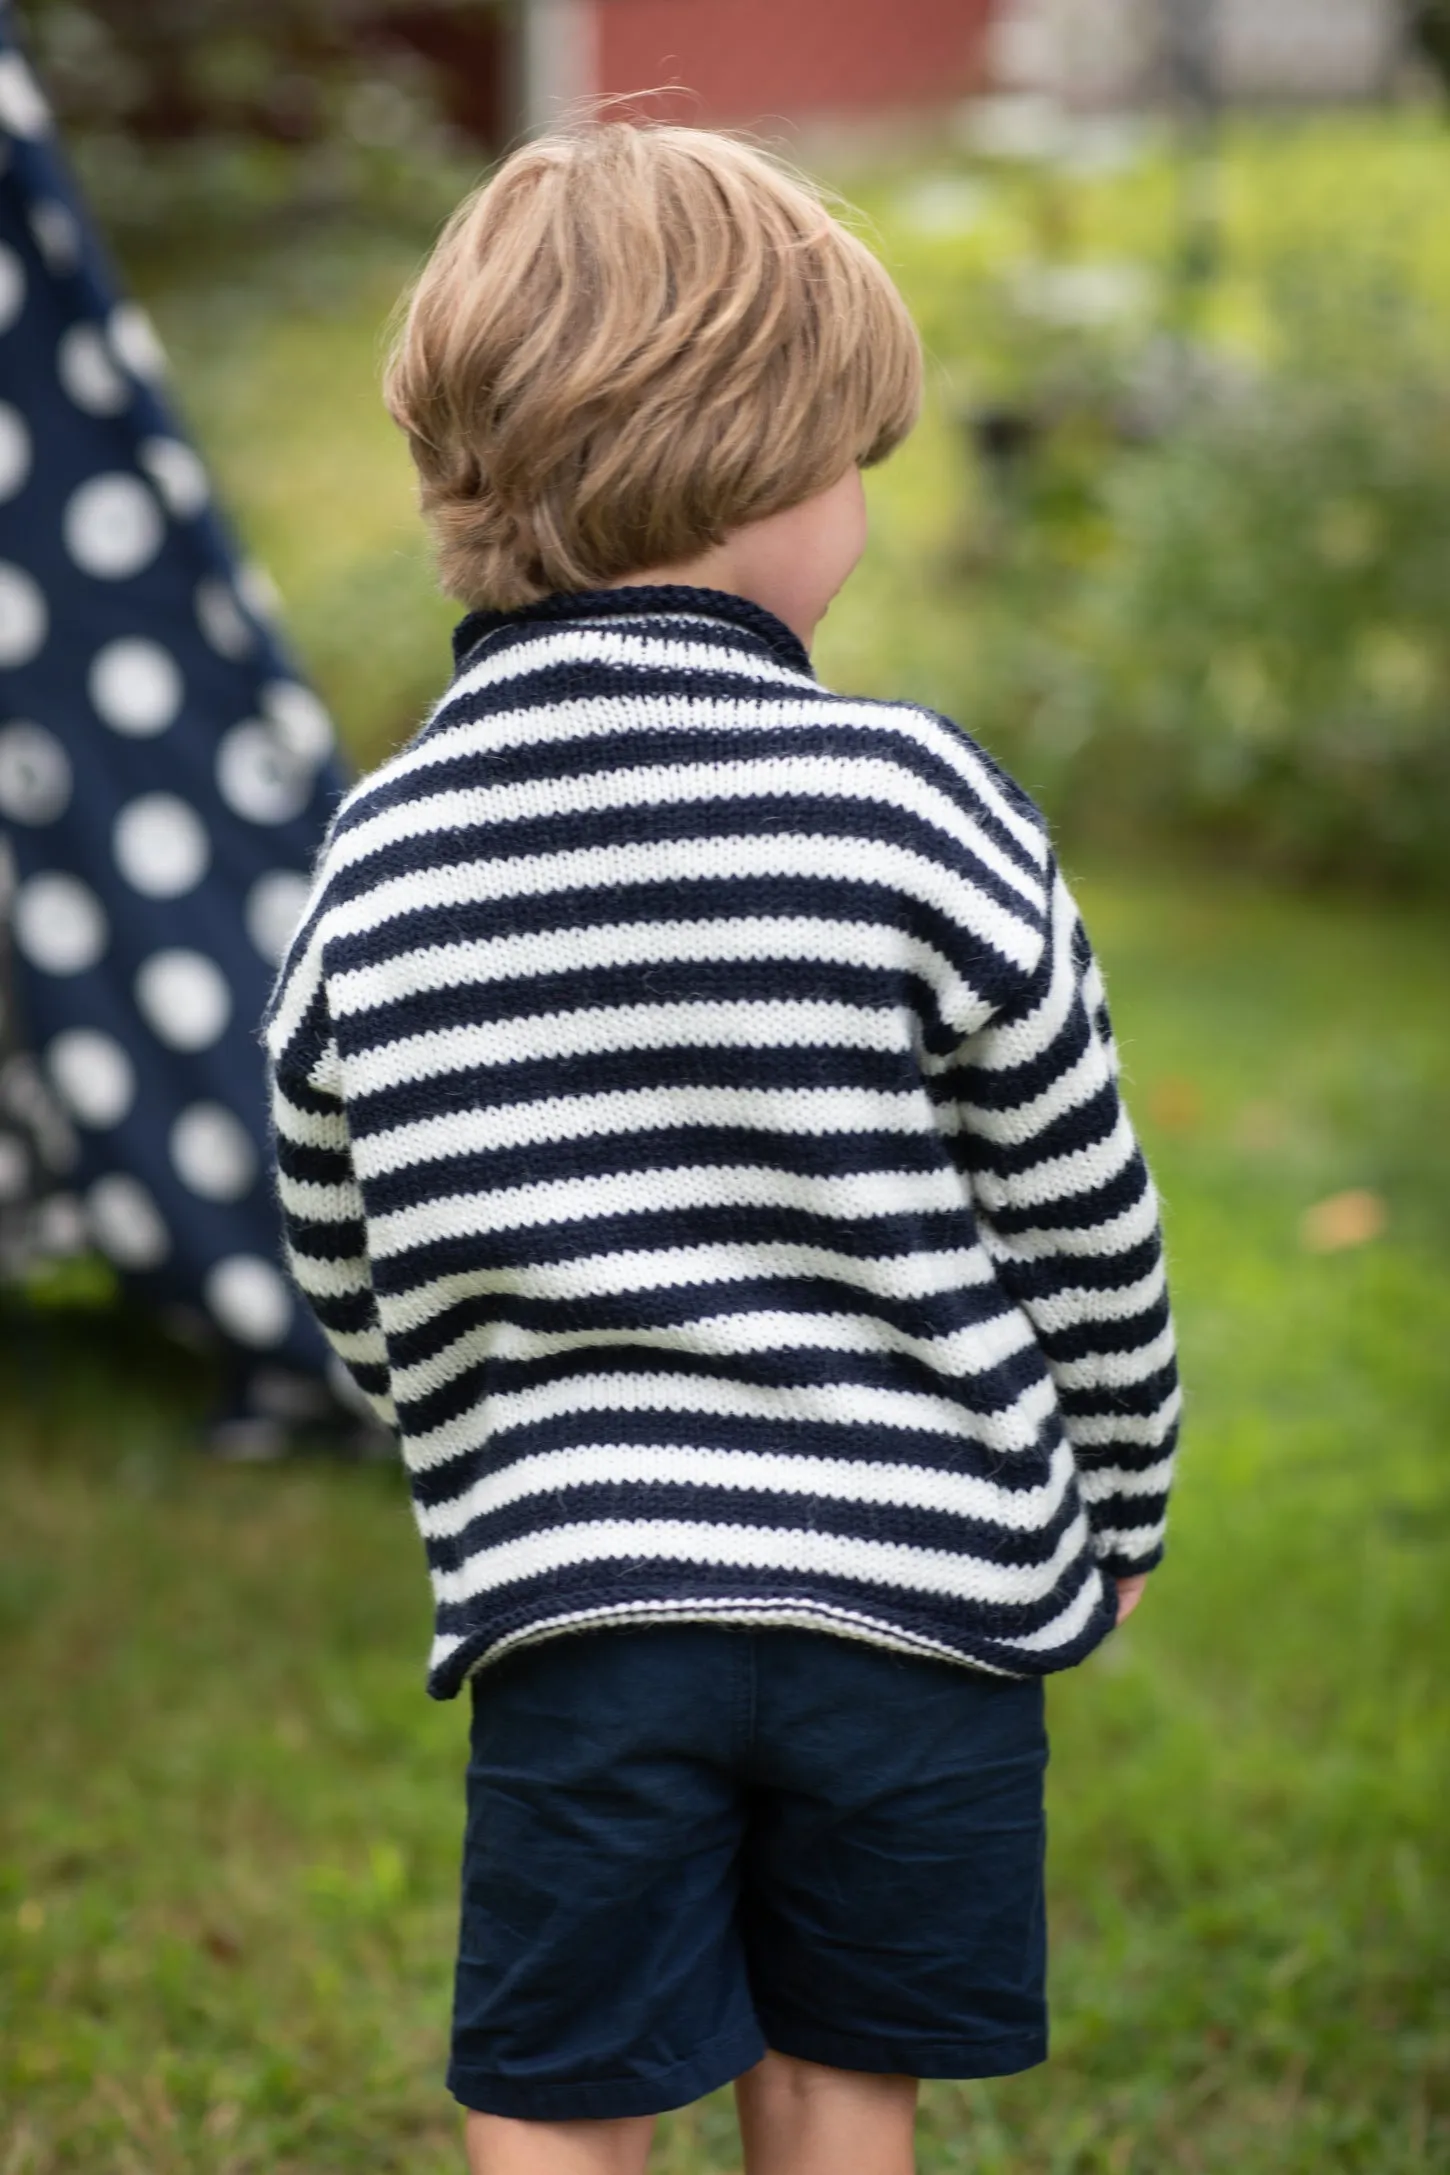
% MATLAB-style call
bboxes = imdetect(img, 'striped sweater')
[265,586,1180,1697]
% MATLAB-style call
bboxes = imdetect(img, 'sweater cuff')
[1093,1535,1166,1581]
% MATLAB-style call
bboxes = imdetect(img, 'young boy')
[265,123,1180,2175]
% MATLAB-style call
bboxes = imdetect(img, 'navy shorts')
[448,1625,1049,2119]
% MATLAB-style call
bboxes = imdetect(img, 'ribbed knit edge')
[440,1584,1119,1702]
[451,584,816,680]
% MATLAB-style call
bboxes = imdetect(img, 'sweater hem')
[433,1585,1116,1699]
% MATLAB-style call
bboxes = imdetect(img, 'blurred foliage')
[93,102,1450,893]
[19,0,502,275]
[946,285,1450,888]
[821,117,1450,893]
[1411,0,1450,97]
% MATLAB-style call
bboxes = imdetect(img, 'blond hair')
[383,122,922,610]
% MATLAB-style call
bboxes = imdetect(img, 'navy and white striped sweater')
[265,586,1180,1697]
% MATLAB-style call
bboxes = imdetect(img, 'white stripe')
[417,1436,1078,1542]
[1052,1323,1177,1392]
[278,1173,364,1224]
[354,1084,953,1179]
[1026,1262,1166,1329]
[388,1300,1036,1405]
[313,829,1041,977]
[982,1559,1109,1652]
[356,641,815,808]
[1066,1385,1182,1449]
[346,998,914,1101]
[378,1238,999,1338]
[979,1187,1162,1260]
[329,915,988,1032]
[330,754,1043,916]
[368,1159,974,1258]
[283,1248,371,1299]
[1077,1452,1175,1503]
[404,1368,1059,1473]
[432,1504,1094,1612]
[1090,1519,1167,1562]
[969,1108,1139,1217]
[957,1040,1106,1147]
[271,1089,349,1151]
[326,1324,388,1365]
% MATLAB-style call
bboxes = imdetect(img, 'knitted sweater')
[265,586,1180,1698]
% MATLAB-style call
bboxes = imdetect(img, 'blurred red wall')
[594,0,994,125]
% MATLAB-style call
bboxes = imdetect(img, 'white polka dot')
[216,720,312,825]
[86,1173,170,1270]
[195,578,253,659]
[262,680,334,765]
[0,721,71,824]
[0,242,25,334]
[13,872,107,974]
[88,636,183,736]
[0,1052,51,1125]
[46,1027,135,1128]
[134,948,231,1050]
[0,561,47,664]
[0,1130,28,1201]
[36,1190,87,1254]
[0,402,31,500]
[30,199,80,273]
[205,1254,293,1348]
[109,302,166,380]
[0,54,51,137]
[244,870,310,965]
[170,1101,257,1201]
[57,322,128,415]
[113,792,210,898]
[63,473,164,580]
[4,1054,76,1172]
[138,436,208,519]
[236,561,282,620]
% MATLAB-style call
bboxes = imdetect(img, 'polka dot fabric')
[0,13,347,1387]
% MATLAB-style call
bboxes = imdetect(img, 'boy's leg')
[464,2110,655,2175]
[734,2052,918,2175]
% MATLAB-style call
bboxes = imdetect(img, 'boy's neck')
[597,466,867,650]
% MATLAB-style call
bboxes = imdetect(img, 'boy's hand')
[1114,1575,1149,1627]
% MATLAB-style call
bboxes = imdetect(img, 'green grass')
[4,115,1450,2172]
[4,872,1448,2172]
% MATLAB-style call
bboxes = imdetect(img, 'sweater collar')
[450,584,816,682]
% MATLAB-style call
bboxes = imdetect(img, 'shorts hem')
[447,2021,768,2120]
[760,2012,1047,2082]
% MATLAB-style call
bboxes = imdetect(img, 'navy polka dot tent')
[0,11,358,1441]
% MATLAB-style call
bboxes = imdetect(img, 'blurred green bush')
[837,124,1450,893]
[955,305,1450,889]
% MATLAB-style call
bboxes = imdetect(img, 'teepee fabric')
[0,7,347,1396]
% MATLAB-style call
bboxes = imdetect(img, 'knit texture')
[265,587,1180,1697]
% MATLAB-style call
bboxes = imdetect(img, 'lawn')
[5,870,1447,2173]
[3,117,1450,2172]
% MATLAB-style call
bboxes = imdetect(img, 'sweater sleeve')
[263,933,395,1430]
[950,858,1180,1576]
